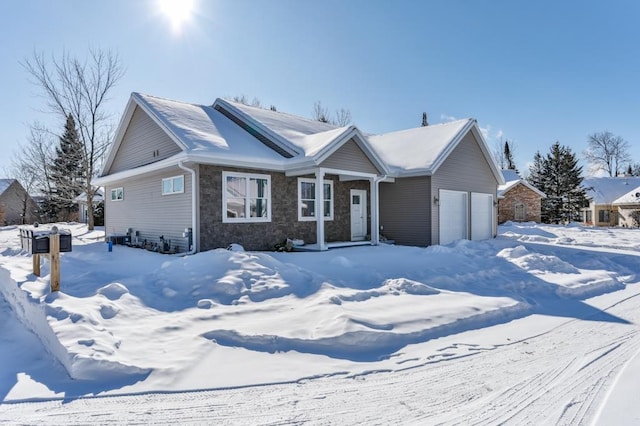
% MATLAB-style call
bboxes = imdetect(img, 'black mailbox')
[20,228,72,254]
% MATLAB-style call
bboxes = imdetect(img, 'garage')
[471,192,494,241]
[439,189,468,245]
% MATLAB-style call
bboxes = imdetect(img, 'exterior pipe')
[372,175,388,245]
[178,161,198,254]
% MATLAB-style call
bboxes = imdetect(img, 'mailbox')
[20,228,72,254]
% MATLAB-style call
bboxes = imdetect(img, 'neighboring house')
[74,190,103,224]
[496,169,546,224]
[94,92,503,252]
[581,177,640,226]
[612,186,640,227]
[0,179,38,225]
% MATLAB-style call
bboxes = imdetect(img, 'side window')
[162,175,184,195]
[111,187,124,201]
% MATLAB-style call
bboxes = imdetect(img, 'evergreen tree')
[535,142,587,224]
[48,114,84,221]
[504,140,517,172]
[527,151,545,189]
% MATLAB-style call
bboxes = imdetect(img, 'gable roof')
[0,179,14,196]
[367,119,504,182]
[582,177,640,204]
[99,93,388,182]
[612,185,640,205]
[498,170,546,198]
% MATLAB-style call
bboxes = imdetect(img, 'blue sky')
[2,0,640,176]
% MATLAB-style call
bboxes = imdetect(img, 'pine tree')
[535,142,587,224]
[504,140,518,172]
[527,151,545,189]
[48,114,85,221]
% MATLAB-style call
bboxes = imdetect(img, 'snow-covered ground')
[1,222,639,424]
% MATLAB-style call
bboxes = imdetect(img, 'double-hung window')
[298,178,333,221]
[111,187,124,201]
[162,175,184,195]
[223,171,271,222]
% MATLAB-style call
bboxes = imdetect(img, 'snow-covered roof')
[612,185,640,205]
[497,170,545,198]
[100,92,504,184]
[367,119,504,183]
[74,190,104,204]
[220,99,343,157]
[135,93,286,165]
[367,119,471,175]
[582,177,640,205]
[0,179,14,196]
[99,93,388,182]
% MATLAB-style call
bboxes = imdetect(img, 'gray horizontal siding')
[108,106,182,174]
[431,132,498,245]
[379,176,431,246]
[321,139,379,174]
[104,166,192,253]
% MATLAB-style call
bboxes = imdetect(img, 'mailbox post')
[50,226,60,292]
[20,226,71,291]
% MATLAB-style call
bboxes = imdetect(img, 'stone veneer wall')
[199,165,370,251]
[498,183,542,223]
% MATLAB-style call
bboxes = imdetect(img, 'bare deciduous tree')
[334,108,352,127]
[22,48,124,230]
[313,101,331,123]
[584,131,631,177]
[313,101,352,126]
[9,123,56,222]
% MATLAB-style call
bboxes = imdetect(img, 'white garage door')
[471,192,493,241]
[439,189,468,245]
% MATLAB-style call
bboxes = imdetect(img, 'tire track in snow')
[3,289,640,425]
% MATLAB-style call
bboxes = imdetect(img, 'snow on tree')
[48,114,84,221]
[534,142,587,224]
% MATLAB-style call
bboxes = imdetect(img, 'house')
[581,177,640,226]
[74,190,104,224]
[0,179,38,225]
[496,169,546,223]
[94,93,503,252]
[612,186,640,227]
[368,120,504,246]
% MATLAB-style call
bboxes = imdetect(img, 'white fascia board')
[94,153,190,186]
[132,93,189,151]
[470,123,505,185]
[186,153,287,172]
[100,95,138,176]
[314,127,391,176]
[286,166,378,180]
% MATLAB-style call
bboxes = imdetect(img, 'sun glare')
[158,0,195,33]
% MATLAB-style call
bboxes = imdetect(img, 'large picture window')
[223,171,271,222]
[298,178,333,221]
[111,187,124,201]
[162,175,184,195]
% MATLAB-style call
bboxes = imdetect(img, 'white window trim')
[222,171,272,223]
[111,187,124,201]
[162,175,185,195]
[297,178,334,222]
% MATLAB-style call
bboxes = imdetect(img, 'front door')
[350,189,367,241]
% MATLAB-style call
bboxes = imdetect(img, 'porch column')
[315,168,327,250]
[370,177,379,245]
